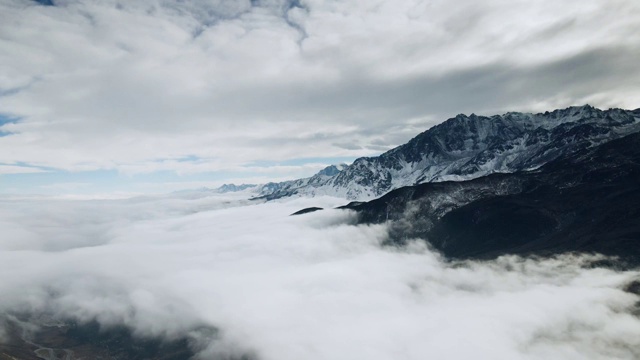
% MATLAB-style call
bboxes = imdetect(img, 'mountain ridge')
[251,105,640,200]
[340,131,640,265]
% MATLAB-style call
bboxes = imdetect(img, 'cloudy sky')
[1,0,639,195]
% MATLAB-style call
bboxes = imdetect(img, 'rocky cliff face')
[257,105,640,200]
[340,131,640,264]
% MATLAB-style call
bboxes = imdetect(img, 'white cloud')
[0,164,47,174]
[0,194,638,359]
[0,0,639,177]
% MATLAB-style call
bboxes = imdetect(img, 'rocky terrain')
[0,315,204,360]
[256,105,640,200]
[340,132,640,265]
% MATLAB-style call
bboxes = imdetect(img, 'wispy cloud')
[0,164,47,174]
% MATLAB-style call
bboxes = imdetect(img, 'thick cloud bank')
[0,193,639,359]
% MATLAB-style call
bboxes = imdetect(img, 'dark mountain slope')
[342,132,640,265]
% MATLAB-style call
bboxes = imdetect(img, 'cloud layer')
[1,0,640,180]
[0,193,638,359]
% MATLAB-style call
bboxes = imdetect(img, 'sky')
[1,0,640,196]
[1,194,639,359]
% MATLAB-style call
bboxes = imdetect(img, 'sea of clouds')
[0,192,639,359]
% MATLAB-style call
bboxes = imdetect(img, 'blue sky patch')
[33,0,55,6]
[0,114,19,137]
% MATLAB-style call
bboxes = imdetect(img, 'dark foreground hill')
[0,316,202,360]
[341,132,640,266]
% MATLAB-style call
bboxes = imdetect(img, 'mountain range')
[277,104,640,265]
[340,131,640,265]
[252,105,640,200]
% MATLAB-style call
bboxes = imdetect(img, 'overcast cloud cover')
[1,0,640,194]
[1,194,639,359]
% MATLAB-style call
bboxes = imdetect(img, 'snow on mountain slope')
[256,105,640,200]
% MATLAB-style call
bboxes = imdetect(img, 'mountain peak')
[216,183,256,193]
[316,163,348,177]
[255,105,640,201]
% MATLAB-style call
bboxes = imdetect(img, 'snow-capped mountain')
[256,163,348,199]
[340,131,640,264]
[216,183,257,193]
[170,184,256,199]
[256,105,640,200]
